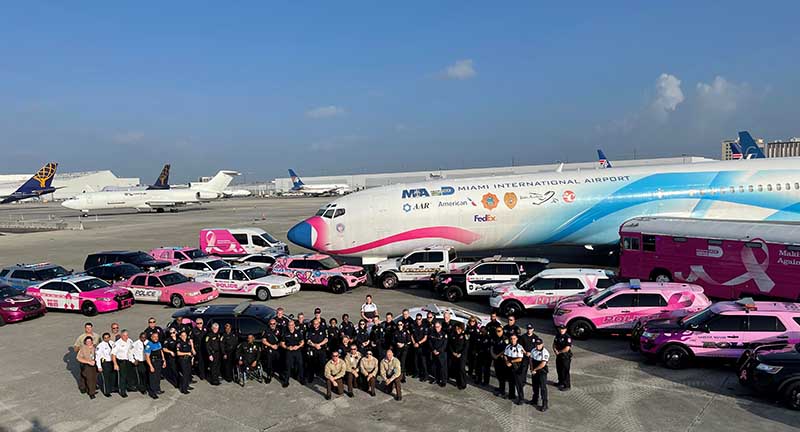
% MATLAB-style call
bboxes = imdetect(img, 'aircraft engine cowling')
[196,191,221,200]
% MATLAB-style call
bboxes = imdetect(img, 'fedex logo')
[401,186,454,199]
[474,214,496,222]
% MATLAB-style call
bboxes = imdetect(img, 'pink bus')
[619,217,800,302]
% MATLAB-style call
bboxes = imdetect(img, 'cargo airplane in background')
[62,170,239,214]
[0,162,59,204]
[289,169,351,196]
[288,157,800,264]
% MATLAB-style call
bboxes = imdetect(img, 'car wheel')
[445,286,463,303]
[661,344,691,369]
[785,382,800,410]
[380,273,398,289]
[568,319,593,340]
[0,315,5,326]
[329,278,346,294]
[256,287,270,301]
[81,301,98,317]
[651,270,672,283]
[500,300,523,318]
[170,294,185,308]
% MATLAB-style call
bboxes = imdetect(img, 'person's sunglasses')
[148,321,156,324]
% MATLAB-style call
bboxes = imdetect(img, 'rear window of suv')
[0,270,8,278]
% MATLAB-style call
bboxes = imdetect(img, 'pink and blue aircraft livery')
[288,157,800,264]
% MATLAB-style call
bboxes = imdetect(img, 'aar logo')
[504,192,518,209]
[481,193,499,210]
[562,190,576,203]
[403,202,430,213]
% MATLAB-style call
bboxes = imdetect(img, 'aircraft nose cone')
[62,200,78,210]
[287,220,313,249]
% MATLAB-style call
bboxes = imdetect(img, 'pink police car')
[149,247,208,265]
[637,299,800,369]
[27,275,134,316]
[115,271,219,308]
[271,254,367,294]
[552,280,711,340]
[0,283,46,325]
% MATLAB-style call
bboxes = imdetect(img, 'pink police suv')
[149,247,208,265]
[271,254,367,294]
[636,299,800,369]
[27,275,134,316]
[552,280,711,340]
[115,271,219,308]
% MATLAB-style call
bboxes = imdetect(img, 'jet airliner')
[0,162,59,204]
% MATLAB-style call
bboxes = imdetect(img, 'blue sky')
[1,2,799,182]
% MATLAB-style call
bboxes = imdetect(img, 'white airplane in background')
[289,169,351,196]
[62,170,239,214]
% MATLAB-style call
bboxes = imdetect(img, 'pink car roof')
[711,300,800,314]
[152,247,199,252]
[607,282,705,294]
[285,253,332,261]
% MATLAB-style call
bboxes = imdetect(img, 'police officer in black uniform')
[237,334,261,381]
[490,326,509,397]
[464,316,480,379]
[191,318,207,381]
[312,308,327,332]
[340,314,356,340]
[162,328,179,388]
[485,312,502,335]
[530,338,550,411]
[449,324,468,389]
[221,323,238,383]
[261,319,282,383]
[411,314,429,381]
[326,317,341,357]
[205,323,223,385]
[144,317,165,342]
[503,315,522,339]
[295,312,308,336]
[380,313,396,360]
[392,320,411,383]
[474,326,492,385]
[369,317,387,359]
[281,320,305,387]
[429,321,448,387]
[274,307,291,331]
[354,319,371,356]
[305,319,328,384]
[176,331,194,394]
[553,324,573,391]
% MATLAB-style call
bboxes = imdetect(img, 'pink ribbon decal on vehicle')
[675,239,775,293]
[204,230,217,253]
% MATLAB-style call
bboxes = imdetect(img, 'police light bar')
[233,302,250,316]
[735,297,757,311]
[629,279,642,290]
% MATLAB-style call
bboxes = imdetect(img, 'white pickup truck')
[374,246,474,289]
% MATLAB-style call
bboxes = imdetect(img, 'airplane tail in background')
[597,149,612,168]
[147,164,171,190]
[195,170,240,193]
[738,131,766,159]
[730,142,744,160]
[1,162,58,204]
[288,169,304,189]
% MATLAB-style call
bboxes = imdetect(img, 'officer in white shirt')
[131,332,148,394]
[530,338,550,411]
[360,294,378,321]
[95,332,115,397]
[503,333,527,405]
[111,330,135,397]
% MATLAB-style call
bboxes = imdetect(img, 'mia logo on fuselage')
[401,186,455,199]
[403,202,431,213]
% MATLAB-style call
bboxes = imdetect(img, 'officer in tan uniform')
[359,349,379,396]
[323,351,347,400]
[379,349,403,401]
[343,343,361,397]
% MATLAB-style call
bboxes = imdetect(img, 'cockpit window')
[334,209,345,218]
[315,208,326,216]
[323,209,335,219]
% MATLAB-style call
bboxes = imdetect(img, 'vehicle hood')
[251,275,295,285]
[642,318,684,332]
[490,281,517,294]
[139,259,171,270]
[170,281,213,292]
[85,287,131,298]
[756,350,800,365]
[0,294,40,307]
[335,265,364,274]
[375,258,401,272]
[556,300,589,310]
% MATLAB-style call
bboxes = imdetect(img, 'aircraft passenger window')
[757,185,763,192]
[739,186,744,193]
[748,185,754,192]
[323,209,335,219]
[776,184,782,191]
[729,186,735,194]
[745,242,761,248]
[795,183,799,190]
[642,235,656,251]
[334,209,346,218]
[708,239,722,246]
[672,237,687,243]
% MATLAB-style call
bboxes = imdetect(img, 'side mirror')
[598,303,609,310]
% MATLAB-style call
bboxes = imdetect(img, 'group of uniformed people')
[73,303,573,410]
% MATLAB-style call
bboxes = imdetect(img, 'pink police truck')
[619,217,800,302]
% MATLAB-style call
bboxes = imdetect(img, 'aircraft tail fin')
[597,149,612,168]
[737,131,766,159]
[289,169,304,189]
[730,142,744,160]
[147,164,171,190]
[1,162,58,203]
[197,170,240,192]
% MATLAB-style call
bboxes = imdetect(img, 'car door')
[209,269,232,293]
[595,293,638,329]
[548,278,585,308]
[742,315,790,352]
[633,293,670,322]
[139,276,163,302]
[125,275,148,298]
[697,314,747,357]
[466,263,498,295]
[399,252,429,274]
[38,281,67,309]
[230,269,249,293]
[233,233,251,254]
[525,277,559,309]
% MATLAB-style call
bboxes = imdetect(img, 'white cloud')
[696,76,750,113]
[444,59,476,80]
[651,73,684,121]
[112,131,145,144]
[305,105,346,119]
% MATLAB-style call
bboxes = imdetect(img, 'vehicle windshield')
[207,260,230,270]
[160,272,190,286]
[36,266,70,280]
[75,278,111,292]
[244,267,268,279]
[185,249,207,259]
[116,264,141,278]
[318,257,341,269]
[680,307,716,327]
[585,289,617,306]
[127,252,156,265]
[0,286,24,299]
[261,233,278,244]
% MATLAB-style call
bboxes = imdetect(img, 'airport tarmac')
[0,198,797,432]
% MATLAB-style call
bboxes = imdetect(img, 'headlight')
[490,291,501,298]
[188,291,200,297]
[553,308,571,316]
[97,297,112,302]
[755,363,783,374]
[641,331,655,339]
[270,285,281,290]
[1,306,20,312]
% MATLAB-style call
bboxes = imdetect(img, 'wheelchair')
[234,361,264,387]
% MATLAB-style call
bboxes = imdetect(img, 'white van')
[200,228,289,257]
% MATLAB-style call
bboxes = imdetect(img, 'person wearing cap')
[411,313,429,381]
[519,323,537,374]
[428,321,448,387]
[553,325,573,391]
[490,326,509,397]
[280,320,305,387]
[305,318,329,384]
[530,338,550,411]
[379,349,402,401]
[392,319,411,383]
[359,349,379,396]
[313,307,328,332]
[503,333,526,405]
[323,350,347,400]
[221,322,239,383]
[448,324,468,389]
[503,315,522,339]
[343,343,361,397]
